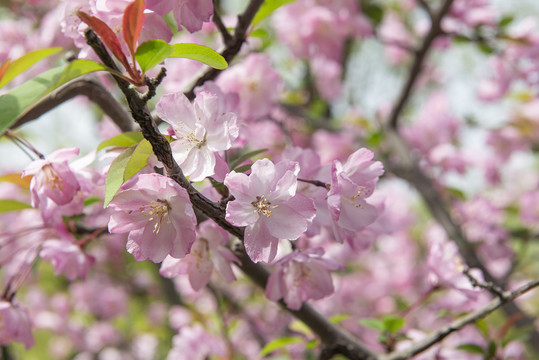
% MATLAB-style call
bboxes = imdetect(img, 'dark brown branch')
[85,26,379,360]
[212,0,233,46]
[387,0,454,129]
[12,78,133,132]
[381,280,539,360]
[383,127,539,352]
[185,0,265,99]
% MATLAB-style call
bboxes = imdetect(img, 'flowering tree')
[1,0,538,359]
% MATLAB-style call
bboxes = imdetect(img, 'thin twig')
[381,280,539,360]
[85,27,378,360]
[387,0,454,129]
[12,78,133,132]
[416,0,434,20]
[212,0,233,46]
[185,0,265,99]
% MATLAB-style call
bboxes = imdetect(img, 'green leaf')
[252,0,296,27]
[97,132,145,152]
[0,199,32,213]
[135,40,173,73]
[456,344,485,355]
[330,314,350,324]
[0,173,31,189]
[259,336,303,357]
[382,315,405,334]
[124,139,153,180]
[499,15,514,28]
[170,43,228,70]
[0,60,113,136]
[229,148,268,170]
[83,197,102,207]
[359,318,385,333]
[289,320,313,337]
[363,3,384,25]
[104,145,137,207]
[103,140,153,207]
[485,341,497,359]
[0,47,62,89]
[233,164,253,173]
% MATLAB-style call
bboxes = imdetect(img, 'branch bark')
[11,78,133,132]
[184,0,265,99]
[387,0,454,129]
[381,280,539,360]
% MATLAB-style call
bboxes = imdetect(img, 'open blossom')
[225,159,316,263]
[160,220,240,290]
[217,54,282,121]
[146,0,213,33]
[327,148,384,246]
[107,173,196,263]
[426,225,485,299]
[39,225,95,281]
[157,91,239,182]
[266,248,343,310]
[0,301,34,349]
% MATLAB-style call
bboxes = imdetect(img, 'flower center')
[251,195,278,218]
[346,186,371,208]
[42,164,64,191]
[140,199,171,234]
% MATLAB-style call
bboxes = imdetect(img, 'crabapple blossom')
[327,148,384,246]
[0,300,34,349]
[216,53,283,121]
[426,225,485,299]
[39,225,95,281]
[157,90,239,182]
[266,247,342,310]
[107,173,197,263]
[160,220,240,291]
[225,159,316,263]
[146,0,213,33]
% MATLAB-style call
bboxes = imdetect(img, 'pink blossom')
[146,0,213,33]
[0,300,34,349]
[160,220,240,290]
[225,159,316,263]
[108,173,197,263]
[39,226,95,281]
[310,56,342,101]
[272,0,371,62]
[519,190,539,229]
[217,53,282,121]
[266,247,343,310]
[426,225,485,299]
[157,91,239,182]
[327,148,384,246]
[379,12,415,65]
[166,324,226,360]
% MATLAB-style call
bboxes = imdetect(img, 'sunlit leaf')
[0,173,32,189]
[382,315,405,334]
[97,131,144,152]
[0,199,33,213]
[359,318,385,333]
[0,47,62,89]
[104,145,137,207]
[135,40,173,73]
[252,0,296,27]
[124,139,153,180]
[259,336,303,357]
[0,60,114,136]
[170,43,228,70]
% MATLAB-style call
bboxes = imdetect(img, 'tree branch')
[381,280,539,360]
[11,78,133,132]
[184,0,265,99]
[387,0,454,129]
[382,127,539,352]
[85,27,378,360]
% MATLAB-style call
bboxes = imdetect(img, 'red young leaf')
[77,10,131,70]
[123,0,146,60]
[0,59,11,83]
